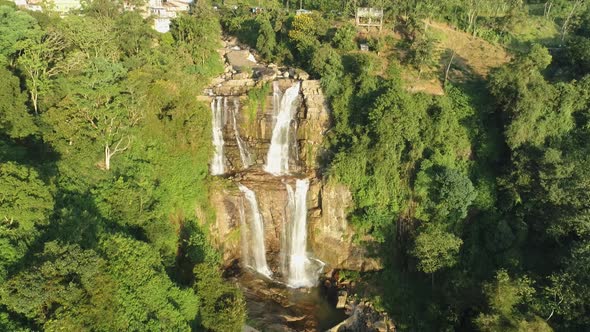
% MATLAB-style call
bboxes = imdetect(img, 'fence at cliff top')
[355,7,383,30]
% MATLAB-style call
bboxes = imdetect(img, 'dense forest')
[0,0,245,330]
[2,0,590,331]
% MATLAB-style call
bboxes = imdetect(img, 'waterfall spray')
[264,82,301,175]
[239,184,272,278]
[210,97,226,175]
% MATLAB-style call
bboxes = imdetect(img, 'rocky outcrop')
[206,38,381,273]
[310,183,381,271]
[327,300,395,332]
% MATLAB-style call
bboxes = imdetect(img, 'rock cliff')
[204,40,381,274]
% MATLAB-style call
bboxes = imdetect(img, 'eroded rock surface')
[205,38,381,273]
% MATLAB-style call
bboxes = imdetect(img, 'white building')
[13,0,192,33]
[51,0,81,13]
[147,0,192,33]
[13,0,80,13]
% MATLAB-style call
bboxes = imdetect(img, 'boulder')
[337,291,348,309]
[233,71,252,80]
[226,50,257,70]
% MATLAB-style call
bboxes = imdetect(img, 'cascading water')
[210,80,321,287]
[264,82,301,175]
[238,184,272,278]
[210,97,225,175]
[284,179,321,288]
[231,99,253,169]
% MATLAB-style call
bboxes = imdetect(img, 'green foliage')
[100,235,198,331]
[246,82,270,124]
[475,270,551,332]
[412,224,463,275]
[171,10,224,76]
[0,242,117,331]
[332,23,356,51]
[311,44,343,92]
[0,3,244,330]
[0,5,40,66]
[489,45,577,149]
[407,34,439,74]
[416,166,477,223]
[287,13,326,66]
[255,13,277,61]
[0,67,36,138]
[566,35,590,76]
[0,162,53,282]
[194,263,246,331]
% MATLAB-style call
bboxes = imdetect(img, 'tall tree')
[0,162,53,282]
[0,67,36,138]
[43,58,141,170]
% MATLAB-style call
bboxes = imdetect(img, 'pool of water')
[230,270,348,331]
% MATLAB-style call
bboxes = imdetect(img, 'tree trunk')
[30,90,38,115]
[444,50,456,87]
[544,1,553,19]
[561,0,581,43]
[105,144,111,171]
[103,137,131,171]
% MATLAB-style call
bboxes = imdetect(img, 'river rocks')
[327,301,395,332]
[226,50,257,70]
[212,79,257,96]
[337,291,348,309]
[233,71,252,80]
[254,67,278,81]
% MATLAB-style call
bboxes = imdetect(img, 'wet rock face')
[206,55,381,271]
[210,174,381,272]
[209,79,308,175]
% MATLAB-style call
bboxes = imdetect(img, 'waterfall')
[264,82,301,175]
[238,184,272,278]
[285,179,317,288]
[210,97,225,175]
[231,99,252,169]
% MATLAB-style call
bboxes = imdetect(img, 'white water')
[286,179,317,288]
[231,99,253,169]
[264,82,301,175]
[210,97,225,175]
[239,184,272,278]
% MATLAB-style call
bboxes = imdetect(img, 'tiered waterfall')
[209,80,322,288]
